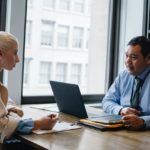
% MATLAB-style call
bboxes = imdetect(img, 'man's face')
[0,42,20,70]
[125,45,150,75]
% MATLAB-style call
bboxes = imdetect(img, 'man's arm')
[102,75,123,114]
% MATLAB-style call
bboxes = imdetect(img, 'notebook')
[49,81,122,124]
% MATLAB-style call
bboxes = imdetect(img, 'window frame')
[21,0,121,104]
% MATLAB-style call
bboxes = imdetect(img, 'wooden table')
[16,105,150,150]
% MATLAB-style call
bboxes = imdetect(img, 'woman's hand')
[33,114,58,130]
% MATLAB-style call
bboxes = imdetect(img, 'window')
[73,0,84,13]
[86,29,90,49]
[41,20,54,47]
[22,0,110,97]
[70,64,81,84]
[25,20,32,46]
[57,25,69,47]
[42,0,55,9]
[28,0,33,7]
[58,0,70,11]
[39,62,51,84]
[56,63,67,82]
[23,59,31,86]
[72,27,84,48]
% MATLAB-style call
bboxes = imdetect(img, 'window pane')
[58,0,70,10]
[23,58,31,85]
[23,0,110,96]
[41,20,54,46]
[73,0,84,13]
[39,62,51,84]
[42,0,55,9]
[57,25,69,47]
[56,63,67,82]
[70,64,81,84]
[72,27,83,48]
[25,20,32,46]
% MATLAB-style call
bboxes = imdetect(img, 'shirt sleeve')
[140,116,150,129]
[16,118,34,134]
[102,73,123,115]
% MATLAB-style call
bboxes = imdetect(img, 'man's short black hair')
[128,36,150,58]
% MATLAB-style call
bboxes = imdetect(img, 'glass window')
[41,20,54,47]
[42,0,55,9]
[58,0,70,10]
[56,63,67,82]
[86,29,90,49]
[57,25,69,47]
[73,0,84,13]
[72,27,84,48]
[25,20,32,46]
[70,64,81,84]
[28,0,33,7]
[23,0,110,96]
[39,62,51,84]
[23,59,31,86]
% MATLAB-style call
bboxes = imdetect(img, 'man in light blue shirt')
[102,36,150,130]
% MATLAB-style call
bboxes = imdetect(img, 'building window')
[28,0,33,7]
[42,0,55,9]
[57,25,69,47]
[86,29,90,49]
[41,20,54,47]
[72,27,84,48]
[25,20,32,46]
[73,0,84,13]
[39,62,51,84]
[58,0,70,11]
[70,64,81,84]
[56,63,67,82]
[23,59,31,85]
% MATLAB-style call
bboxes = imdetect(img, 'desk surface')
[17,105,150,150]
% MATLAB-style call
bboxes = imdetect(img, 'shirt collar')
[137,65,150,80]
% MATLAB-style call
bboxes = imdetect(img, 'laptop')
[49,81,122,124]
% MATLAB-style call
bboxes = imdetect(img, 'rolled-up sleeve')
[16,118,34,134]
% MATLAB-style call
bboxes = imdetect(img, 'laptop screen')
[50,81,88,118]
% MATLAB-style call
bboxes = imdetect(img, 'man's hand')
[123,114,145,130]
[120,107,141,116]
[33,114,58,130]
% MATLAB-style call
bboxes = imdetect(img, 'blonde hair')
[0,31,19,51]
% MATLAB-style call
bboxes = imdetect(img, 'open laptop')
[50,80,122,123]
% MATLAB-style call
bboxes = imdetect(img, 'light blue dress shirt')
[102,65,150,128]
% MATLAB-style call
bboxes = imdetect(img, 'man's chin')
[126,69,135,75]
